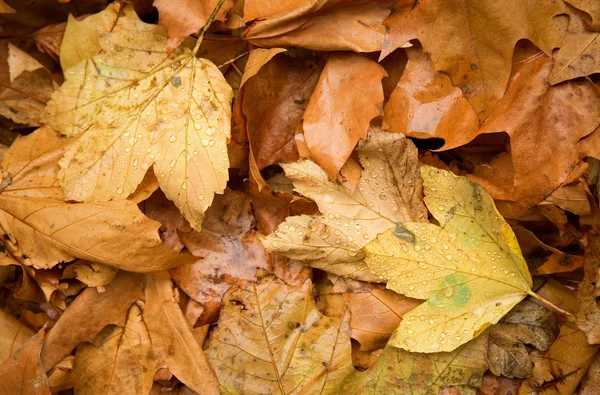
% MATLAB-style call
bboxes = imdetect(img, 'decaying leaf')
[487,300,559,378]
[0,328,50,395]
[262,130,426,281]
[365,165,534,353]
[42,3,233,231]
[0,127,193,271]
[206,276,354,394]
[70,302,156,395]
[382,0,567,118]
[341,333,488,395]
[303,53,386,179]
[170,189,269,317]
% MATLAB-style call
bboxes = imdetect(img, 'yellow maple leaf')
[42,4,233,231]
[364,165,540,353]
[261,130,427,282]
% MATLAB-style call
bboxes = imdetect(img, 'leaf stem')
[192,0,227,56]
[527,290,571,316]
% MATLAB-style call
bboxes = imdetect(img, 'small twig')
[230,63,243,77]
[528,290,572,316]
[217,51,250,69]
[192,0,227,56]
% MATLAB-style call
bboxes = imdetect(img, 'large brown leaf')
[382,0,567,118]
[0,127,193,271]
[303,53,386,179]
[243,0,393,52]
[468,55,600,216]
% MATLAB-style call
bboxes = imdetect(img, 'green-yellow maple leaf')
[41,4,233,231]
[364,165,550,353]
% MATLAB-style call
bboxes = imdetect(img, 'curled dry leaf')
[262,130,427,281]
[382,0,567,118]
[0,253,44,302]
[42,4,233,231]
[0,309,35,364]
[365,166,533,353]
[487,300,559,378]
[243,0,393,52]
[70,302,156,395]
[513,226,584,275]
[303,53,385,179]
[341,333,488,395]
[154,0,233,53]
[382,46,480,151]
[73,262,119,290]
[144,190,186,252]
[32,21,66,62]
[470,55,600,216]
[0,127,194,272]
[206,276,354,394]
[0,328,50,395]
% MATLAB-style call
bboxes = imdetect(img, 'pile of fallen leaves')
[0,0,599,393]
